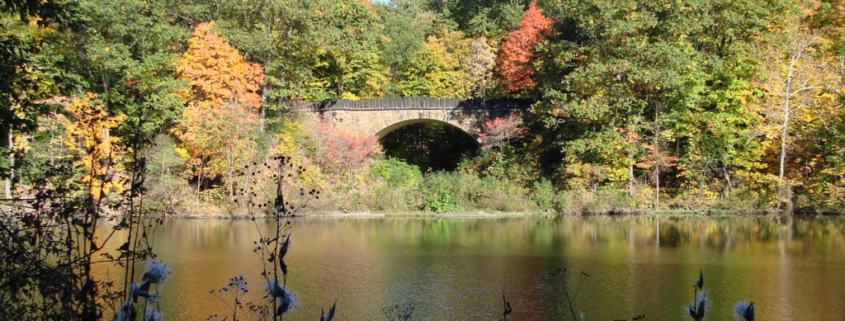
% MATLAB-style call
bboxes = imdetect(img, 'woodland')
[3,0,845,214]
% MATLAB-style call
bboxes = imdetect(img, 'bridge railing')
[287,97,533,111]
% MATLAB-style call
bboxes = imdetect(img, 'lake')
[109,216,845,320]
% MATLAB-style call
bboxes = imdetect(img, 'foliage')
[459,147,540,186]
[306,120,380,176]
[370,157,423,188]
[173,21,263,183]
[396,33,469,98]
[421,171,535,212]
[58,0,187,135]
[62,93,126,200]
[479,114,527,149]
[463,37,499,97]
[4,0,845,219]
[423,0,530,37]
[421,174,459,212]
[496,1,552,94]
[531,178,557,210]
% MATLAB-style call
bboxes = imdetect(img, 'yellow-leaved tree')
[63,93,126,201]
[760,27,838,209]
[173,21,265,206]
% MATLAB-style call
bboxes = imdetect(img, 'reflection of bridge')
[292,98,532,141]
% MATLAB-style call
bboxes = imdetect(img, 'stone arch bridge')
[292,97,532,142]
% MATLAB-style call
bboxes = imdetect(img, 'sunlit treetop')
[176,21,264,111]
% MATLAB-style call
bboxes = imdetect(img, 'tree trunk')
[3,127,12,199]
[196,161,204,212]
[654,103,661,210]
[779,70,792,211]
[257,15,277,133]
[228,149,234,202]
[723,164,733,194]
[626,103,635,197]
[655,162,660,210]
[628,154,634,197]
[779,89,790,182]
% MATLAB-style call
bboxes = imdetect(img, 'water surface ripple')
[103,216,845,320]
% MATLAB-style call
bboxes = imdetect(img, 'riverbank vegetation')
[3,0,845,215]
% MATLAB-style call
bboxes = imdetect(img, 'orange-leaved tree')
[496,1,553,94]
[63,93,127,201]
[173,21,265,204]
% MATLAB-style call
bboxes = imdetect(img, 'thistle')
[264,279,298,316]
[320,300,337,321]
[144,307,163,321]
[734,301,755,321]
[687,292,709,321]
[141,260,172,284]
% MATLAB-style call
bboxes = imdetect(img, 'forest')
[2,0,845,215]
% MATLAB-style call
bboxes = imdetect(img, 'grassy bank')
[136,117,844,218]
[141,153,827,217]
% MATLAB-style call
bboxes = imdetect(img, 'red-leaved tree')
[309,121,380,176]
[478,114,527,150]
[496,1,553,94]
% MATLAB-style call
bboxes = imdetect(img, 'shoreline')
[146,208,844,219]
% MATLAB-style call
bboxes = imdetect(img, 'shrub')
[370,157,422,188]
[459,147,539,185]
[421,173,459,213]
[531,178,556,211]
[369,181,421,212]
[420,171,535,213]
[304,120,380,176]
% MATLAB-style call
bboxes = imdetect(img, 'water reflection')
[98,216,845,320]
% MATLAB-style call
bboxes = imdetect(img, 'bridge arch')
[292,97,531,143]
[373,117,478,141]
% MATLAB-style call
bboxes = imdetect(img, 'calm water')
[103,216,845,320]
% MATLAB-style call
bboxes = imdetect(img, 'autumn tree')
[496,1,552,94]
[173,21,265,205]
[1,5,67,199]
[463,37,498,97]
[478,114,526,150]
[62,93,127,201]
[396,34,468,98]
[305,121,380,177]
[760,28,835,205]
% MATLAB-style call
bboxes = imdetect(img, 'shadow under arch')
[377,119,480,172]
[374,118,479,142]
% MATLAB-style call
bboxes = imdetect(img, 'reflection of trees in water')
[93,216,845,320]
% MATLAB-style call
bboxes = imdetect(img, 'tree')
[421,0,529,37]
[1,2,69,198]
[478,114,526,150]
[62,93,126,201]
[669,0,784,200]
[306,121,379,177]
[532,0,704,195]
[760,28,834,202]
[308,0,389,100]
[463,37,497,97]
[374,1,431,77]
[495,0,552,94]
[636,139,679,209]
[173,21,264,205]
[58,0,187,135]
[396,34,468,98]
